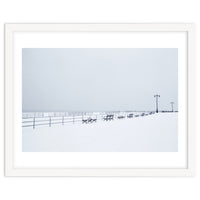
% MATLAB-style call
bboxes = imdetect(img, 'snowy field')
[22,113,178,152]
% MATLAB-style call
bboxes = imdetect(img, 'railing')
[22,111,156,129]
[22,115,85,129]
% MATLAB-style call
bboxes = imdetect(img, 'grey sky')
[22,48,178,112]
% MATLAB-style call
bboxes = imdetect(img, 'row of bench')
[82,112,155,124]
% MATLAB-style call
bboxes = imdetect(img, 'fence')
[22,115,86,129]
[22,111,156,129]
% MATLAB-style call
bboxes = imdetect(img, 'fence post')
[33,117,35,129]
[73,115,75,124]
[49,117,51,127]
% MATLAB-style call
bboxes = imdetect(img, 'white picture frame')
[5,23,196,176]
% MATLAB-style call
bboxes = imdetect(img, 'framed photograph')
[5,23,195,176]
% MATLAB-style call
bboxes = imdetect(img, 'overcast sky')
[22,48,178,112]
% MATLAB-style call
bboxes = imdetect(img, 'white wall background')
[0,0,199,200]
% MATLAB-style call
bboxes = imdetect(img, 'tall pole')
[170,102,174,112]
[154,94,160,113]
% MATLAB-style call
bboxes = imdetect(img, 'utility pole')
[170,102,174,112]
[154,94,160,113]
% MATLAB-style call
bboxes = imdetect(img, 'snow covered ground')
[22,113,178,152]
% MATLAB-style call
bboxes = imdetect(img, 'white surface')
[20,113,183,169]
[22,113,178,152]
[0,0,199,200]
